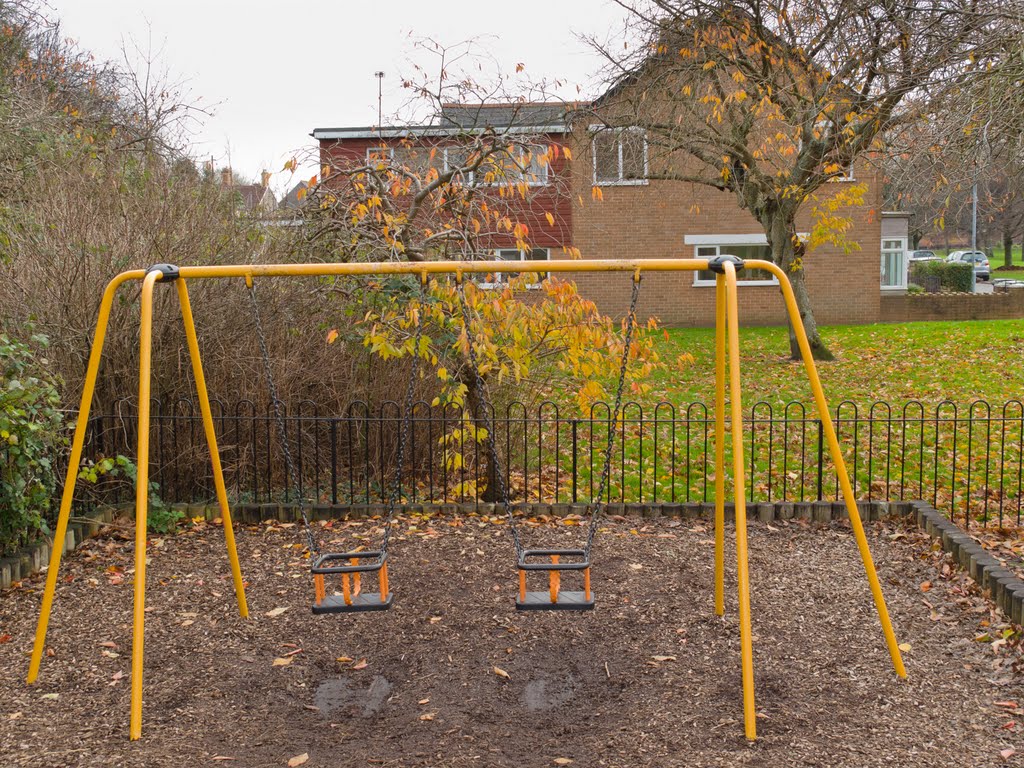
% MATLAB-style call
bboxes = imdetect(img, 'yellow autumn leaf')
[326,329,339,345]
[898,643,912,653]
[272,657,293,667]
[545,211,555,226]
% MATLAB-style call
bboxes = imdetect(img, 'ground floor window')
[881,238,907,290]
[478,248,550,288]
[690,241,779,286]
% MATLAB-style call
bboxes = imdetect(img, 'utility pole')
[374,71,385,135]
[972,182,978,254]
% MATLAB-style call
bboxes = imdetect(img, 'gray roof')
[438,102,578,130]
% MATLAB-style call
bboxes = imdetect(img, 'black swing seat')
[516,549,595,612]
[311,551,392,614]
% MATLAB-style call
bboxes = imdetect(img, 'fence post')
[330,420,338,506]
[816,418,824,500]
[571,418,578,504]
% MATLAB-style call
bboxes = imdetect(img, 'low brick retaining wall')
[881,290,1024,322]
[4,500,1021,626]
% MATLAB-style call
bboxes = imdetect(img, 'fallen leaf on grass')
[920,581,932,592]
[41,693,59,700]
[418,698,430,705]
[651,655,677,662]
[0,633,11,644]
[1001,748,1016,760]
[287,754,309,767]
[265,607,289,618]
[99,641,117,649]
[335,656,353,663]
[419,712,436,721]
[7,712,22,720]
[995,701,1020,709]
[351,658,368,670]
[272,657,294,667]
[493,666,511,679]
[628,563,643,571]
[898,643,912,653]
[554,759,573,766]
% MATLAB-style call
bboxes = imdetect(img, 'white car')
[946,251,990,280]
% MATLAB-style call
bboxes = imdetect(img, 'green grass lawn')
[644,319,1024,408]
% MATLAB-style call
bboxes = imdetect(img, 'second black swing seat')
[516,548,594,611]
[312,551,392,614]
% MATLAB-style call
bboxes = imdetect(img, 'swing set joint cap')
[707,254,745,274]
[146,263,180,282]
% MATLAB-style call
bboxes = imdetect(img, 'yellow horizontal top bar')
[114,258,780,283]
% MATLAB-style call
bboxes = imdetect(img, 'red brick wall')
[880,291,1024,322]
[319,135,572,252]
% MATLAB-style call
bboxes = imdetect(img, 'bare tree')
[584,0,1023,359]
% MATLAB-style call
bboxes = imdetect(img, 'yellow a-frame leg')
[713,276,726,616]
[176,278,248,619]
[27,272,142,684]
[765,263,907,680]
[722,264,757,740]
[128,270,160,740]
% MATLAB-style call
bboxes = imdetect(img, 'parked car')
[908,249,940,262]
[946,250,990,280]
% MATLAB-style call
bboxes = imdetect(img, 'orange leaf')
[326,329,339,345]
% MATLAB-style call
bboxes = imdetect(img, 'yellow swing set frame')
[25,257,906,742]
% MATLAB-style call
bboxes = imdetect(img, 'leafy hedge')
[909,261,975,293]
[0,333,65,556]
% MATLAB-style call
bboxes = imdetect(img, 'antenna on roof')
[374,71,385,135]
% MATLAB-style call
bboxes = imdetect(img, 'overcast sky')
[46,0,632,196]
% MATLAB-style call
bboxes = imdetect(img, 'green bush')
[909,261,975,293]
[0,333,65,555]
[78,455,183,534]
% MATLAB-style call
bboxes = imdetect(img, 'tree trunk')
[460,366,501,503]
[760,208,835,361]
[1004,227,1014,269]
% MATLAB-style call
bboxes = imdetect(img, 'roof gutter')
[311,124,569,140]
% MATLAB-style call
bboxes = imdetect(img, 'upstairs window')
[592,127,647,185]
[459,144,550,187]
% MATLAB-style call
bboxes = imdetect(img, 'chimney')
[261,170,271,188]
[220,167,232,186]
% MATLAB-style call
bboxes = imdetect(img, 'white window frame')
[477,248,550,289]
[442,145,550,187]
[686,234,782,287]
[826,158,856,183]
[881,237,908,291]
[591,126,649,186]
[365,146,393,165]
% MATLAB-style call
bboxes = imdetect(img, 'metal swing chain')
[378,278,426,560]
[584,275,641,559]
[454,277,525,559]
[247,281,319,556]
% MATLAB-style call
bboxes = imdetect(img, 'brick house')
[312,102,905,326]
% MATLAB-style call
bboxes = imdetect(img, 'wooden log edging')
[906,500,1024,626]
[0,508,114,590]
